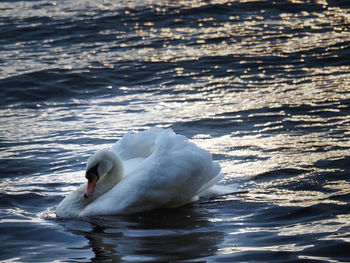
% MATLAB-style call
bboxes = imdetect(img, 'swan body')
[56,128,224,218]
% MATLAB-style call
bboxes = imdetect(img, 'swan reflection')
[71,206,224,262]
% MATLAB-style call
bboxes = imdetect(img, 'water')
[1,0,350,262]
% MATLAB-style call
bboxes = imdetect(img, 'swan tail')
[195,162,222,196]
[198,183,241,199]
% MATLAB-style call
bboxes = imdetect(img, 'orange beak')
[84,173,98,198]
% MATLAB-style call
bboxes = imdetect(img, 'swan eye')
[86,164,99,181]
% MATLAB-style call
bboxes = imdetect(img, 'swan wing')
[110,127,174,160]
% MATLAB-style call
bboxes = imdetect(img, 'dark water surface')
[1,0,350,262]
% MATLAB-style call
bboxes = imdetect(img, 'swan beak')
[84,174,98,198]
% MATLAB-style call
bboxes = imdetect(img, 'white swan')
[56,128,225,218]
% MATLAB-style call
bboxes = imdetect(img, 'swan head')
[84,149,122,198]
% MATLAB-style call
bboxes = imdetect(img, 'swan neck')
[88,152,123,203]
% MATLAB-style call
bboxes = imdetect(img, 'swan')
[56,128,226,218]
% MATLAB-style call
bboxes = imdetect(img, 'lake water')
[1,0,350,262]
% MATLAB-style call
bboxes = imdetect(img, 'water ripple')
[1,0,350,262]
